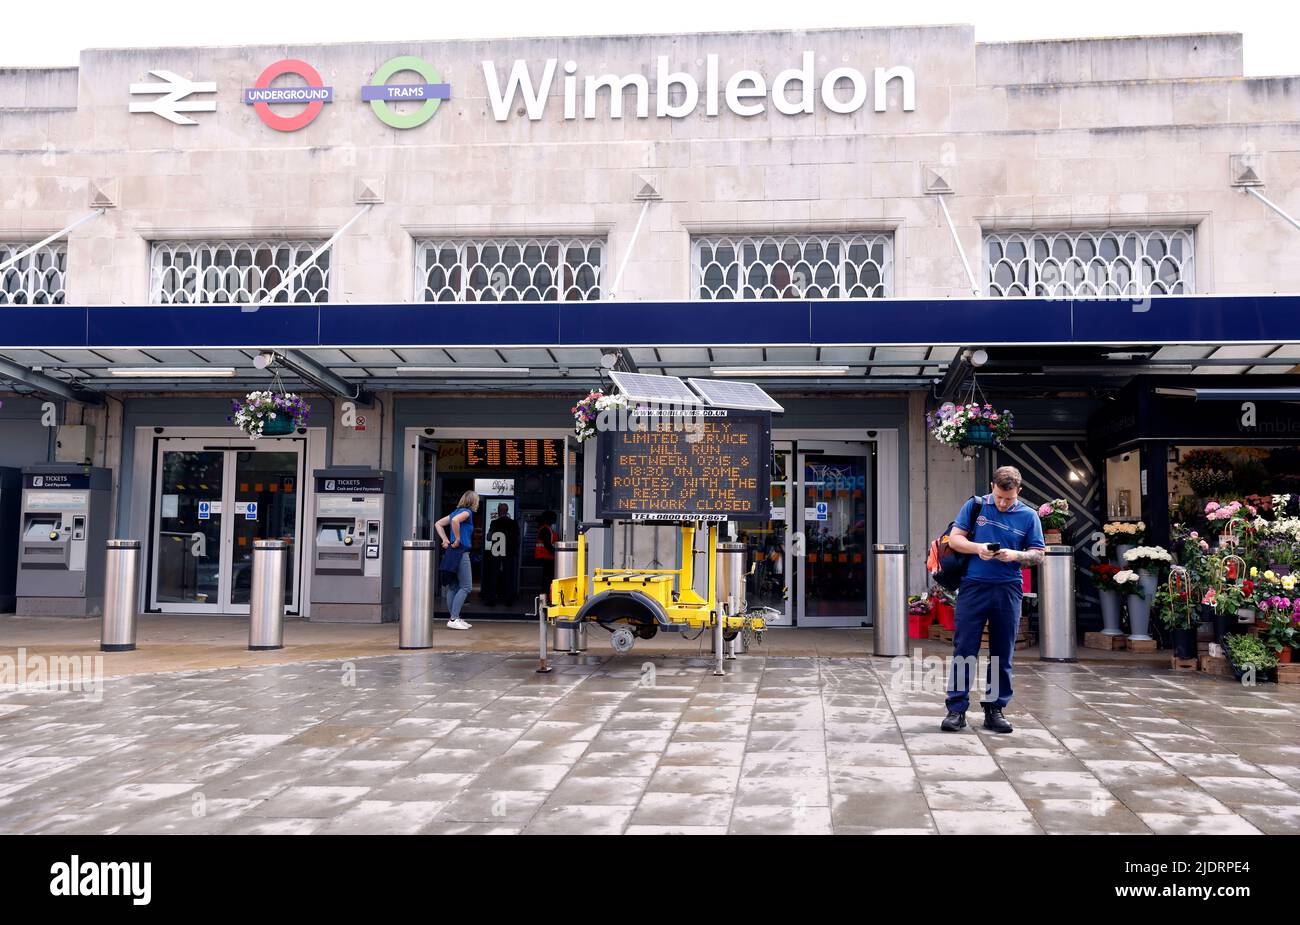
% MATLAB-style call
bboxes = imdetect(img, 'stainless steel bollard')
[249,540,287,651]
[102,539,140,652]
[1039,545,1078,662]
[400,540,436,649]
[872,544,909,657]
[552,541,578,652]
[716,542,747,661]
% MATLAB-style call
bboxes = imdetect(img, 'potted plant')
[1178,449,1235,498]
[1223,632,1278,683]
[1103,520,1146,564]
[1037,499,1071,545]
[1257,598,1299,664]
[907,595,933,639]
[1115,569,1151,640]
[1154,585,1198,658]
[230,390,309,439]
[1089,562,1124,636]
[929,584,957,630]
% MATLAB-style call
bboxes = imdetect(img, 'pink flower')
[989,413,999,420]
[1188,530,1199,539]
[1199,540,1209,551]
[1038,503,1052,517]
[1205,501,1220,513]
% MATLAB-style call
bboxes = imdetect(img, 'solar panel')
[608,371,702,404]
[687,378,784,413]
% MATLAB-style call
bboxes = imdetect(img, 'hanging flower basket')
[230,390,310,440]
[926,401,1014,450]
[571,389,629,441]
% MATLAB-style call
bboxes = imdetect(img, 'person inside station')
[534,510,558,592]
[481,502,520,607]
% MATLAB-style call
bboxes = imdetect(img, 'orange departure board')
[464,438,562,468]
[596,411,771,521]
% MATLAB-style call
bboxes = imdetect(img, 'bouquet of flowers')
[926,402,1014,449]
[1205,499,1255,522]
[1103,521,1146,545]
[1037,499,1070,532]
[571,389,628,441]
[1088,562,1122,591]
[230,390,309,439]
[1178,449,1234,496]
[1122,545,1174,573]
[1113,569,1141,589]
[1154,584,1197,630]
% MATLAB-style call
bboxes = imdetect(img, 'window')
[149,240,330,304]
[985,229,1195,297]
[692,233,893,299]
[0,242,67,304]
[416,238,604,301]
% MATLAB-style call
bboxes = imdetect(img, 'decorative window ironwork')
[0,242,67,304]
[149,240,331,304]
[692,233,893,299]
[985,229,1195,297]
[416,238,604,302]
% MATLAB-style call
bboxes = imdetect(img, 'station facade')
[2,25,1300,627]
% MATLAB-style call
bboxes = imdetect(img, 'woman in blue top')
[435,490,479,631]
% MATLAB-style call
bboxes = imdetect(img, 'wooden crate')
[1277,663,1300,685]
[928,623,1032,650]
[1084,632,1126,651]
[1127,638,1159,654]
[1200,654,1233,678]
[1170,656,1198,671]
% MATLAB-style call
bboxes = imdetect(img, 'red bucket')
[934,601,956,630]
[908,613,932,639]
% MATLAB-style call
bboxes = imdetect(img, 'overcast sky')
[6,0,1294,76]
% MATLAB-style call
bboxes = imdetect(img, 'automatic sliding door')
[797,442,872,627]
[152,445,225,611]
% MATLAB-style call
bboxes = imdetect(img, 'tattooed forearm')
[1018,549,1044,568]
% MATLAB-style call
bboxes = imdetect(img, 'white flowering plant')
[1123,545,1173,573]
[571,389,629,441]
[1113,569,1141,587]
[230,390,309,440]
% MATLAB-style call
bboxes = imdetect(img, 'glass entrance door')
[797,441,873,627]
[731,443,793,626]
[150,437,305,614]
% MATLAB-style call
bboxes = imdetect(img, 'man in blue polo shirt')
[940,465,1045,734]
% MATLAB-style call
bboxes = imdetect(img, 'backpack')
[927,495,983,592]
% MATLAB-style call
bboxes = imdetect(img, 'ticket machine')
[0,467,20,613]
[310,467,395,622]
[16,464,112,616]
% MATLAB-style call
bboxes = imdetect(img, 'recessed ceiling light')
[110,367,235,377]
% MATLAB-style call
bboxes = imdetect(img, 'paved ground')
[2,649,1299,834]
[0,613,1171,677]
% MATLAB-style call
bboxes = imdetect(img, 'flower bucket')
[1126,592,1152,640]
[934,601,956,630]
[908,613,932,639]
[1172,626,1198,659]
[1099,589,1123,635]
[963,421,995,446]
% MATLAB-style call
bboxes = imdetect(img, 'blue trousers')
[442,553,473,620]
[946,579,1022,713]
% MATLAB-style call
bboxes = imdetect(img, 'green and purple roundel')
[362,56,450,129]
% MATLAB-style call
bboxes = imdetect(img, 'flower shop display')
[1114,568,1152,640]
[571,389,629,441]
[907,595,933,639]
[1037,499,1071,545]
[1256,595,1299,663]
[1121,545,1172,611]
[1154,583,1198,659]
[926,401,1014,455]
[230,390,310,439]
[929,584,957,630]
[1089,562,1125,636]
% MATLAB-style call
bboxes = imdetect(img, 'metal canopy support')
[250,203,374,308]
[606,199,654,301]
[0,209,105,275]
[272,349,373,404]
[0,356,102,405]
[935,348,975,401]
[934,195,980,297]
[1243,187,1300,235]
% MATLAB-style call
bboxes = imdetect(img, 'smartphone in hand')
[986,543,1002,553]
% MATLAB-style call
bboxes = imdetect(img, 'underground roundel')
[362,55,451,129]
[244,59,334,132]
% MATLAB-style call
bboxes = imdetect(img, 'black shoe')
[940,711,967,732]
[982,706,1013,734]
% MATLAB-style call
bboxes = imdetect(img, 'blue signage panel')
[320,303,563,346]
[86,304,320,347]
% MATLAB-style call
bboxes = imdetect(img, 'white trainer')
[446,618,472,630]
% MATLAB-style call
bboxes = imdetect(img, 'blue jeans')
[946,579,1021,713]
[443,553,473,620]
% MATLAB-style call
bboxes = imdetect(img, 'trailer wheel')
[611,627,636,653]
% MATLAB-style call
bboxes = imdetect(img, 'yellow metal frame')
[546,522,763,634]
